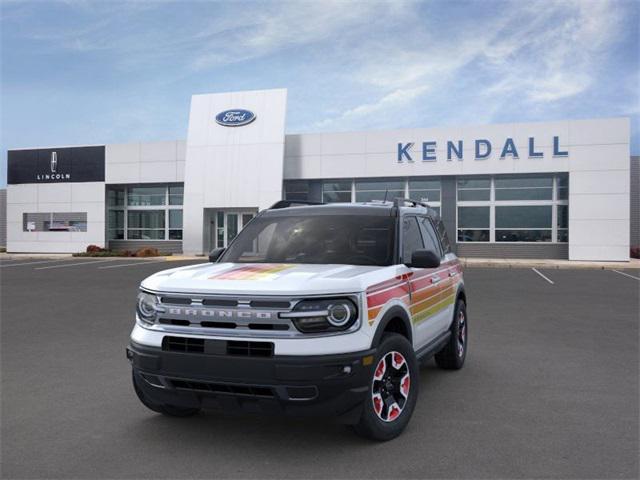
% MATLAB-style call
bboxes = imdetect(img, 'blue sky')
[1,0,638,186]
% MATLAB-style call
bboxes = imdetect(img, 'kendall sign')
[397,136,568,163]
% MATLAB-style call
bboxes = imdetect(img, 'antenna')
[383,189,389,203]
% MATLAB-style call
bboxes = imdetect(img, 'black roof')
[262,201,441,219]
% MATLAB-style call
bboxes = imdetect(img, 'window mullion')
[124,189,128,240]
[489,177,495,243]
[552,175,558,243]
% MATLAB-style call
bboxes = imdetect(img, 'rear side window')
[435,219,452,254]
[418,217,443,258]
[402,216,424,263]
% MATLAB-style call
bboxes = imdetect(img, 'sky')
[1,0,638,187]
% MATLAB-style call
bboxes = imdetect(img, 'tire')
[434,299,467,370]
[132,371,200,417]
[352,333,419,441]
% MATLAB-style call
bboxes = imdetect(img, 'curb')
[460,259,640,270]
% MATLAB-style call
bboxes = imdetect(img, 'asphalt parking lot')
[1,258,638,479]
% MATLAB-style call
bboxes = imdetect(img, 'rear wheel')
[435,299,467,370]
[132,371,200,417]
[352,333,419,441]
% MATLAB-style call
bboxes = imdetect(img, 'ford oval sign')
[215,109,256,127]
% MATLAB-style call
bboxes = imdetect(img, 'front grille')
[249,300,291,309]
[162,336,204,353]
[201,321,236,329]
[170,379,274,397]
[227,340,274,357]
[202,299,238,307]
[162,336,274,357]
[160,296,191,305]
[159,318,190,326]
[248,323,289,331]
[151,292,359,338]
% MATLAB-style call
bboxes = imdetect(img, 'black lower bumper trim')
[128,341,376,423]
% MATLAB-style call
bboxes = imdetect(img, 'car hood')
[140,262,389,296]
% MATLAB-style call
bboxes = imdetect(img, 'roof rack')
[393,198,429,208]
[269,200,324,209]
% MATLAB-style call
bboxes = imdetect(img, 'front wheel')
[434,299,467,370]
[352,333,419,441]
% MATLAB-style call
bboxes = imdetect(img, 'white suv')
[127,199,468,441]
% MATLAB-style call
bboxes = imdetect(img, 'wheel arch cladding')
[456,286,466,306]
[371,306,413,347]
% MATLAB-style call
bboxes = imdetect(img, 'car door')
[400,215,442,349]
[418,216,455,334]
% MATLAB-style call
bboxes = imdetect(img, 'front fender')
[370,305,413,348]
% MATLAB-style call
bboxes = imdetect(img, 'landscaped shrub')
[73,246,163,257]
[134,247,161,257]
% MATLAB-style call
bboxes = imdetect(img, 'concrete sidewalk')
[2,252,638,270]
[460,257,640,270]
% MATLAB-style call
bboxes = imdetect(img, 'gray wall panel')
[456,243,568,259]
[631,156,639,247]
[440,177,457,253]
[107,240,182,254]
[0,189,6,247]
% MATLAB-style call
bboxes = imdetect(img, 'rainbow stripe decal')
[366,261,462,326]
[209,264,294,281]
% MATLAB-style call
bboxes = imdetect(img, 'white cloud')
[188,1,408,71]
[309,0,628,131]
[313,85,430,129]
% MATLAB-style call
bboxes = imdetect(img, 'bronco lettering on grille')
[166,307,274,320]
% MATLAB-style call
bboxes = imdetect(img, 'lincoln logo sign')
[37,151,70,181]
[50,152,58,173]
[397,136,568,163]
[215,109,256,127]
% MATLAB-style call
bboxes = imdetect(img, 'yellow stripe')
[411,293,456,324]
[410,284,455,310]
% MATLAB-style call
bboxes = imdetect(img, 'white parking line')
[0,259,70,268]
[98,260,168,269]
[612,269,640,281]
[532,268,555,285]
[34,259,117,270]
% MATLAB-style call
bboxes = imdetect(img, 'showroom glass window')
[106,184,183,240]
[283,181,310,201]
[23,212,87,232]
[409,178,441,215]
[323,180,352,203]
[355,178,404,202]
[456,175,568,243]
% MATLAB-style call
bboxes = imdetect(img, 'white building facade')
[5,88,634,261]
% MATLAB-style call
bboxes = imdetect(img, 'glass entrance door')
[212,211,255,248]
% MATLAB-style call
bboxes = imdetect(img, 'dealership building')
[4,88,638,261]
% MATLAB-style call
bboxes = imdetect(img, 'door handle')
[449,271,457,277]
[431,276,441,284]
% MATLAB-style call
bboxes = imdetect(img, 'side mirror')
[208,247,225,263]
[408,249,440,269]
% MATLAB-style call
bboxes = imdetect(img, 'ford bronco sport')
[127,199,467,441]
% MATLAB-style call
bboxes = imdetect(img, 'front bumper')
[128,341,376,423]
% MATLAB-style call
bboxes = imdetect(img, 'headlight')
[281,298,358,333]
[136,291,159,325]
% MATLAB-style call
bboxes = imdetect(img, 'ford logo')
[215,109,256,127]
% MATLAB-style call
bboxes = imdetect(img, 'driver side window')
[418,217,443,258]
[402,216,425,264]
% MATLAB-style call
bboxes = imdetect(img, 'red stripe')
[367,284,410,308]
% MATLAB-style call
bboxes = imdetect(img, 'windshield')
[220,214,396,266]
